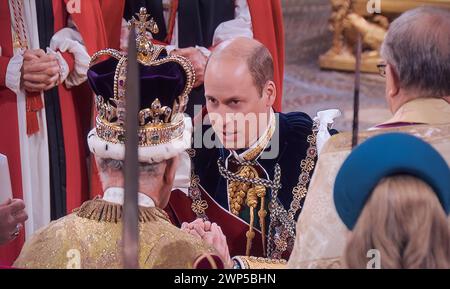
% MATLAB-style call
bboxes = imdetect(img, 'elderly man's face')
[204,58,275,150]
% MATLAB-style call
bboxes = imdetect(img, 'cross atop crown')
[130,7,159,36]
[129,7,160,62]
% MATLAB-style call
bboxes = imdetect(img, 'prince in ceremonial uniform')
[167,37,339,262]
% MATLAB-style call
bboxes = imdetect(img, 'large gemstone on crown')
[150,131,160,144]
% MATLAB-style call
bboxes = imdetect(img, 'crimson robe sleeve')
[248,0,285,112]
[0,56,11,88]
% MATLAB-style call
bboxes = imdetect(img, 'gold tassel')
[227,164,269,256]
[258,193,267,257]
[246,207,256,256]
[245,186,259,256]
[229,166,253,216]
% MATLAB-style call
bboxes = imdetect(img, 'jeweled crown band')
[95,114,185,146]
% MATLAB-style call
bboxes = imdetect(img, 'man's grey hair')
[380,6,450,97]
[98,158,164,176]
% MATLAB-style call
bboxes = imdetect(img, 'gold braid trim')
[74,199,170,223]
[89,49,124,67]
[233,256,287,269]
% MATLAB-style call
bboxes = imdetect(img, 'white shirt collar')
[102,187,156,208]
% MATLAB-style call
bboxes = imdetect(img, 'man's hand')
[203,223,232,268]
[181,218,206,239]
[170,47,207,88]
[181,219,233,268]
[21,49,60,92]
[0,198,28,245]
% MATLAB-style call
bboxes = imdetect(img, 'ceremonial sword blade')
[123,26,140,269]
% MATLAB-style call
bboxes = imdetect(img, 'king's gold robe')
[14,199,219,269]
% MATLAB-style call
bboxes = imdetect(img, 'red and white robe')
[0,0,109,265]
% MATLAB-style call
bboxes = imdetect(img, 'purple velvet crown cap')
[87,51,188,110]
